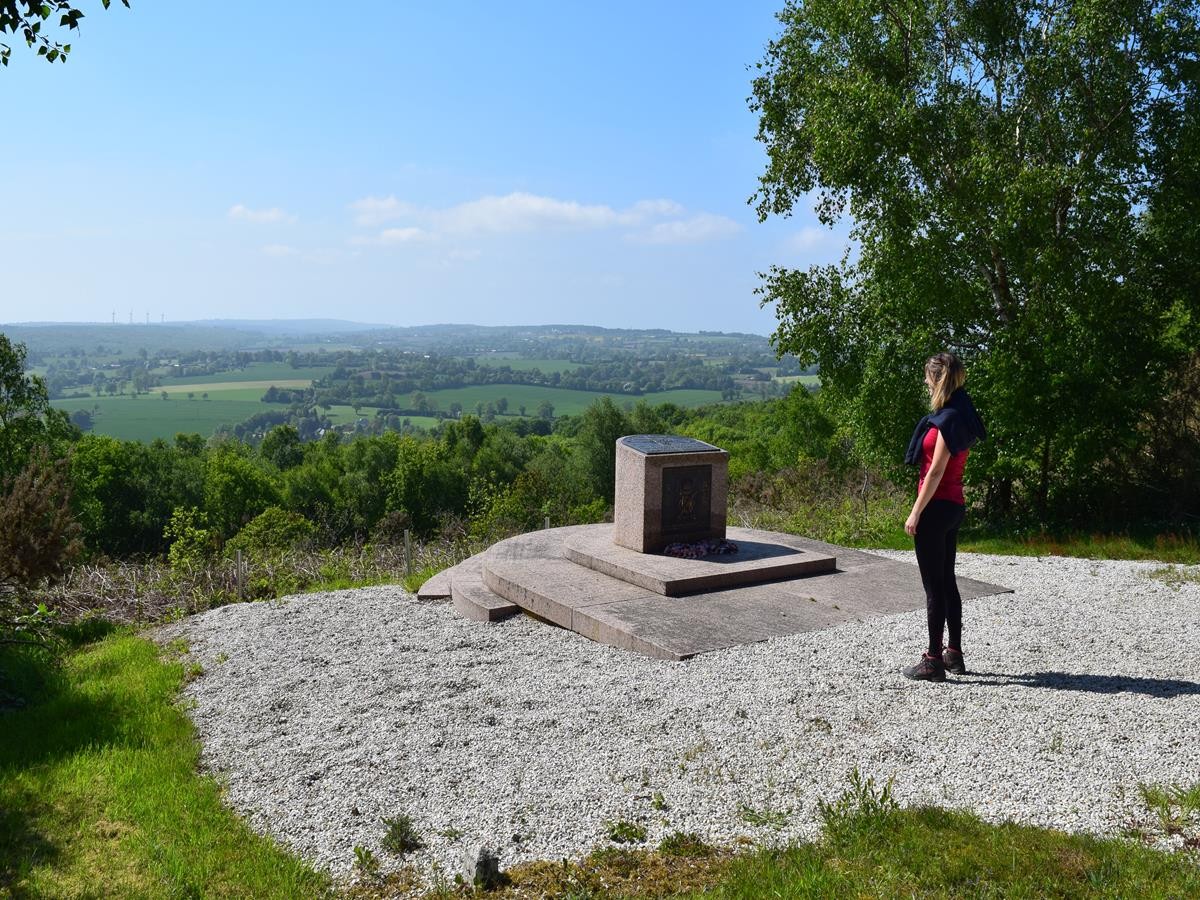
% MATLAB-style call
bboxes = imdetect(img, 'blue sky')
[0,1,851,334]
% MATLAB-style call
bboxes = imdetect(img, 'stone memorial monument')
[420,433,1011,660]
[613,435,728,553]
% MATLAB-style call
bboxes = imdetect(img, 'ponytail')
[925,352,966,411]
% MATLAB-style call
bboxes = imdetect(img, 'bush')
[227,507,315,554]
[164,507,216,570]
[0,451,82,648]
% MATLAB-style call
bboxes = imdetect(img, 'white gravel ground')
[157,551,1200,882]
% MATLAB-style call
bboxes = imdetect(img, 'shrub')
[381,813,424,855]
[0,450,82,648]
[164,507,216,570]
[227,507,315,554]
[605,819,647,844]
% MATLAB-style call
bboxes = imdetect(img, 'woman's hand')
[904,510,920,536]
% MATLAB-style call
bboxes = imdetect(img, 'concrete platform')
[458,525,1012,660]
[564,527,836,595]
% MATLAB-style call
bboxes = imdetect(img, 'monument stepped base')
[419,524,1011,660]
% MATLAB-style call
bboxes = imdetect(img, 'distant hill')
[187,319,390,335]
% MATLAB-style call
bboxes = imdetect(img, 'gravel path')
[157,552,1200,881]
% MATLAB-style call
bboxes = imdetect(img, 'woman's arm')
[904,429,951,536]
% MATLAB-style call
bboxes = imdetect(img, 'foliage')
[70,434,203,556]
[0,450,81,649]
[37,538,471,625]
[1138,781,1200,838]
[203,445,279,539]
[380,813,424,855]
[0,0,128,68]
[816,767,899,844]
[226,506,315,554]
[658,831,714,858]
[752,0,1200,526]
[164,506,216,570]
[0,334,76,481]
[605,819,648,844]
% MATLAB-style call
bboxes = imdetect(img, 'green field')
[51,382,727,443]
[471,356,583,373]
[159,381,312,399]
[52,395,272,443]
[160,363,332,385]
[420,384,726,416]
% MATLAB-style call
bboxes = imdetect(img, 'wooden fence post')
[404,529,412,577]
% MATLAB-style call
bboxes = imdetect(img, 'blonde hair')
[925,352,966,411]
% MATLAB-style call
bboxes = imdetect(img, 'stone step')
[416,561,461,601]
[450,554,520,623]
[564,527,836,596]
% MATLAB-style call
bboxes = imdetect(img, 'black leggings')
[914,499,965,656]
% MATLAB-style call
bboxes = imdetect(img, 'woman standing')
[901,352,986,681]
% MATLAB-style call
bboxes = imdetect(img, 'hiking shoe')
[942,647,966,675]
[902,653,946,682]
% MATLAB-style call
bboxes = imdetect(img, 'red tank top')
[918,425,967,505]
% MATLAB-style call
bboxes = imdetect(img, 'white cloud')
[346,191,740,246]
[229,204,297,225]
[350,195,419,227]
[632,213,743,245]
[440,192,620,233]
[349,226,429,246]
[261,243,299,257]
[621,198,686,221]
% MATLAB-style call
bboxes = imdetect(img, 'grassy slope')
[0,635,330,899]
[159,364,333,384]
[51,396,273,443]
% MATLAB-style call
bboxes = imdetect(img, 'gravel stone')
[155,553,1200,882]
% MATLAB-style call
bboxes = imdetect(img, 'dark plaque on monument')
[661,465,712,536]
[623,435,720,455]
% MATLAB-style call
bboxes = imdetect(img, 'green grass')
[470,356,583,373]
[52,395,273,443]
[161,363,333,385]
[487,801,1200,899]
[0,634,330,898]
[704,807,1200,899]
[160,381,313,398]
[954,528,1200,563]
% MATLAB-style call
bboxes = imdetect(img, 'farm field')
[470,356,583,373]
[159,363,332,384]
[51,395,272,443]
[50,381,728,443]
[159,380,312,398]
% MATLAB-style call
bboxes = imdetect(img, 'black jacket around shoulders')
[904,387,986,466]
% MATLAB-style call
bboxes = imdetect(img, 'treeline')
[308,352,740,409]
[57,388,833,562]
